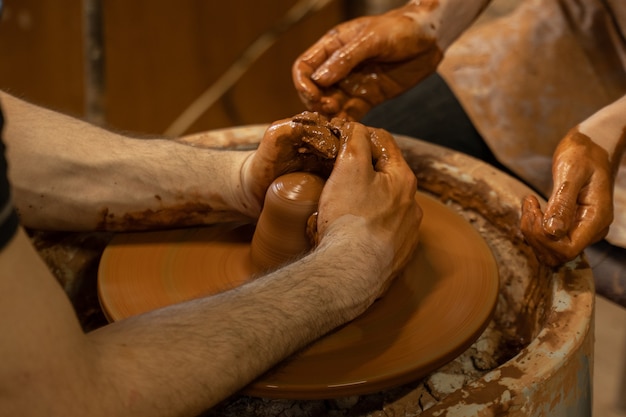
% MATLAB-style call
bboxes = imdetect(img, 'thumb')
[312,28,373,86]
[543,181,580,238]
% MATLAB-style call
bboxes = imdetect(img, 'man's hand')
[292,4,443,121]
[521,129,614,266]
[316,123,423,298]
[239,112,344,217]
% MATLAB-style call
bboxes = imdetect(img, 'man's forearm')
[85,234,379,416]
[0,91,252,231]
[0,222,383,416]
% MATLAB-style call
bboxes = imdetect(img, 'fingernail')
[544,216,566,237]
[312,68,329,82]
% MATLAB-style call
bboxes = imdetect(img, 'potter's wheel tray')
[97,192,499,399]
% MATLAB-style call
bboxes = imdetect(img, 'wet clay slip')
[97,181,499,399]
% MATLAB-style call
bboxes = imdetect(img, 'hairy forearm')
[0,91,252,231]
[86,234,380,416]
[404,0,491,50]
[1,225,384,416]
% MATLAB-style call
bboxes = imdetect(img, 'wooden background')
[0,0,346,136]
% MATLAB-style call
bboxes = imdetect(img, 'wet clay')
[250,172,325,272]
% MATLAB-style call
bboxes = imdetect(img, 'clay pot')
[250,172,325,272]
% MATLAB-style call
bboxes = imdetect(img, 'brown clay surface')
[98,191,499,399]
[250,172,325,272]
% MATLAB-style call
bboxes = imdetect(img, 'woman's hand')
[292,4,444,121]
[520,129,615,266]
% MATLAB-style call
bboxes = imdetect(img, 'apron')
[439,0,626,247]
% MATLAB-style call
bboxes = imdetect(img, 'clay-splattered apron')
[439,0,626,247]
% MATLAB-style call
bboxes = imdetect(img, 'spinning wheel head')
[98,189,499,399]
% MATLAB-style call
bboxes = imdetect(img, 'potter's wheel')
[97,191,499,399]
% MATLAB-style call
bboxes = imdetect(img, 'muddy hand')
[292,4,443,121]
[240,111,349,217]
[520,129,614,266]
[316,122,422,298]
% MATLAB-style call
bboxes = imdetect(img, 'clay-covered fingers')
[240,112,339,217]
[293,60,360,120]
[306,22,377,88]
[292,15,405,120]
[521,195,587,266]
[365,127,422,280]
[548,142,614,244]
[292,49,326,113]
[317,123,422,296]
[541,181,580,239]
[292,19,371,112]
[521,131,616,266]
[540,176,610,244]
[520,193,610,266]
[520,195,570,266]
[293,6,443,120]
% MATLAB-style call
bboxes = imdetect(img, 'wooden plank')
[102,1,345,135]
[0,0,84,116]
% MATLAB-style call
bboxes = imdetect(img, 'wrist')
[402,0,491,50]
[235,150,263,219]
[578,95,626,170]
[316,216,392,306]
[397,2,438,41]
[556,129,617,183]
